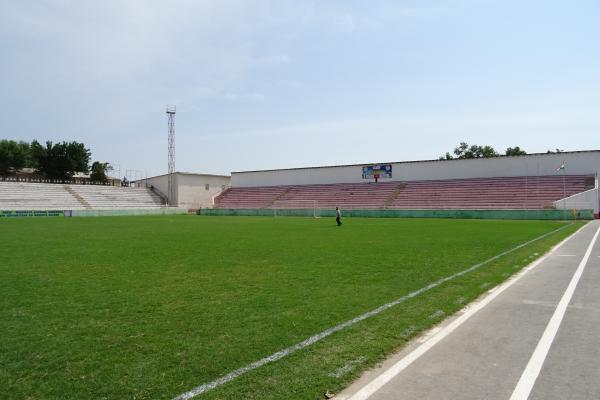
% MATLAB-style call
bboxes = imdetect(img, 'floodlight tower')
[166,105,176,206]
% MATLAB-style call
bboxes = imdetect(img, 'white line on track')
[556,254,576,257]
[509,225,600,400]
[342,223,586,400]
[172,224,573,400]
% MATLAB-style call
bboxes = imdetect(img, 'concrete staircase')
[64,185,92,209]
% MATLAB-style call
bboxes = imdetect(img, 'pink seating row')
[388,175,590,209]
[215,175,593,210]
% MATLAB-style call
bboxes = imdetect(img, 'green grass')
[0,215,583,399]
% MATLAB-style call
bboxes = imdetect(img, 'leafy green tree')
[444,142,499,159]
[477,145,499,158]
[89,161,112,183]
[30,140,91,180]
[453,142,470,158]
[29,140,47,171]
[0,140,30,175]
[444,143,530,159]
[505,146,527,156]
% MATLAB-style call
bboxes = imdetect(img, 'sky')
[1,0,599,178]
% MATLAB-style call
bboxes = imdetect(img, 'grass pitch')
[0,215,582,399]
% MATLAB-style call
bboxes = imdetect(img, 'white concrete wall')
[138,174,170,204]
[554,188,600,213]
[176,174,230,209]
[231,151,600,187]
[138,173,230,208]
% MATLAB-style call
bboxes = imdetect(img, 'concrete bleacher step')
[384,184,406,207]
[0,181,164,210]
[215,175,593,210]
[63,185,92,209]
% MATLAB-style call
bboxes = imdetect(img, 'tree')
[442,142,499,160]
[442,143,530,160]
[477,145,498,158]
[90,161,112,183]
[453,142,471,158]
[0,140,29,175]
[30,140,91,180]
[505,146,527,156]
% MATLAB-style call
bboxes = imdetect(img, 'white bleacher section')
[73,185,165,209]
[0,182,82,210]
[0,181,164,210]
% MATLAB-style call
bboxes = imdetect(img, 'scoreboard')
[362,164,392,180]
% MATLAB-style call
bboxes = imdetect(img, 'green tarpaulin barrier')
[199,208,594,220]
[0,208,187,218]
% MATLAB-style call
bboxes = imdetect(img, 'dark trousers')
[336,216,342,226]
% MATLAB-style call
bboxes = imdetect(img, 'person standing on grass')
[335,206,342,226]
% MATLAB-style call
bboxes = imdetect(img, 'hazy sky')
[1,1,599,177]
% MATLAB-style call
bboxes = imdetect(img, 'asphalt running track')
[337,220,600,400]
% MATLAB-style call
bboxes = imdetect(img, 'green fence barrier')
[5,207,589,220]
[0,210,65,218]
[71,208,187,217]
[0,208,188,218]
[198,208,594,220]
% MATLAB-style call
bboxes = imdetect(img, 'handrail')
[148,185,169,206]
[0,175,118,186]
[211,185,231,207]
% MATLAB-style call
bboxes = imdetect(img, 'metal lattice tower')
[166,105,176,206]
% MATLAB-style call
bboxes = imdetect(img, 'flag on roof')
[556,161,565,172]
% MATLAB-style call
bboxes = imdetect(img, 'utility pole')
[166,105,176,206]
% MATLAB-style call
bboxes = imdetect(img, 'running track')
[337,220,600,400]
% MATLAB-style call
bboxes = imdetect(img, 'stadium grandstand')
[214,150,600,218]
[0,180,165,211]
[2,150,599,218]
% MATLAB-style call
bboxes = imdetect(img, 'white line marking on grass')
[345,223,587,400]
[329,356,367,379]
[173,224,573,400]
[428,310,445,319]
[509,225,600,400]
[399,325,417,339]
